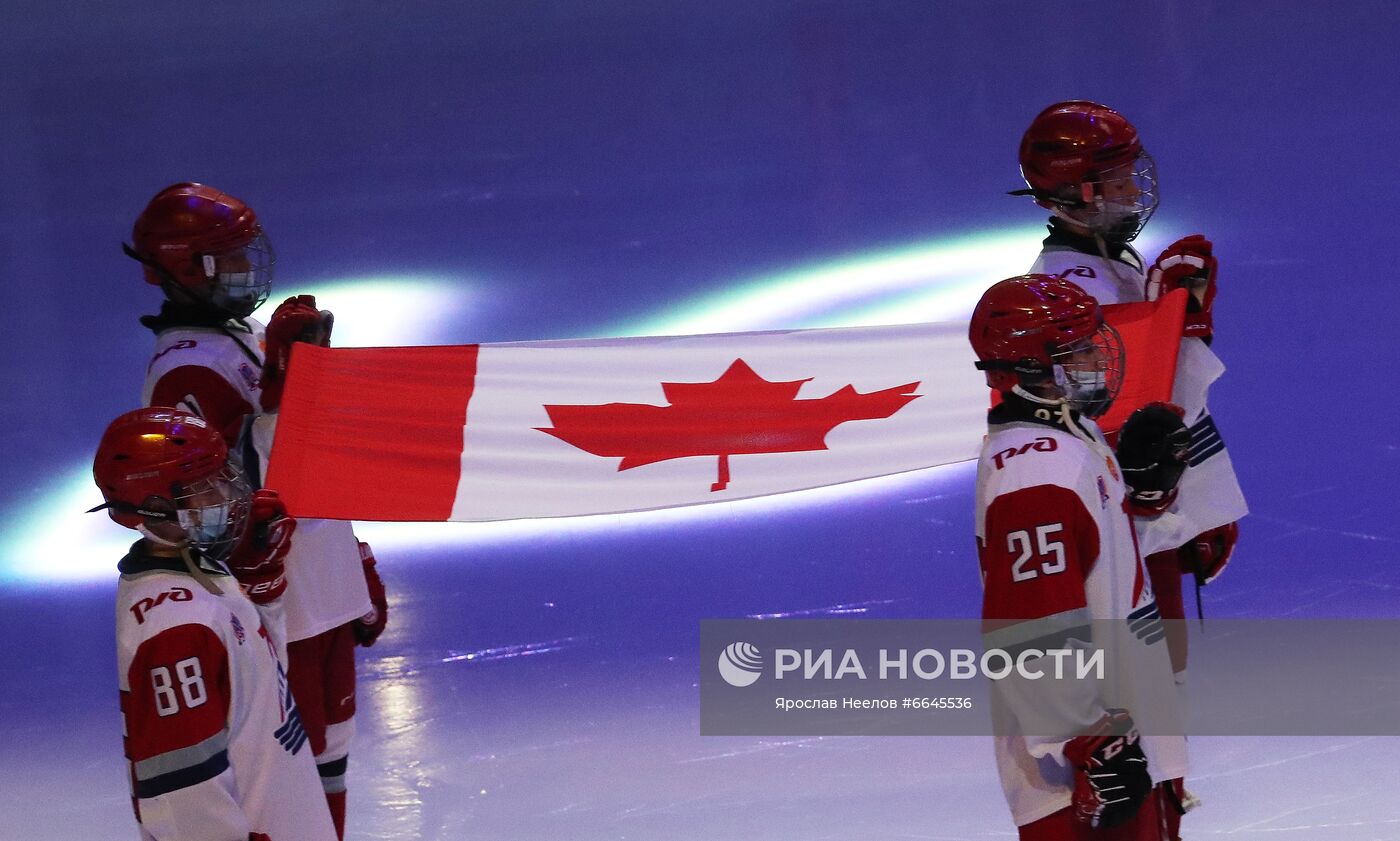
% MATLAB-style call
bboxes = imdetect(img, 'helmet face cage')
[168,463,252,559]
[1047,323,1124,418]
[203,231,274,318]
[1059,152,1159,243]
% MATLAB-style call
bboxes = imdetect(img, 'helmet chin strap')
[1092,230,1142,291]
[1010,383,1061,407]
[1057,401,1099,447]
[136,525,224,596]
[178,546,224,596]
[1049,204,1090,229]
[136,523,183,548]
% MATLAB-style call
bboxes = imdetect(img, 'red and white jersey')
[1029,223,1248,536]
[975,402,1187,827]
[142,319,266,447]
[115,547,337,841]
[240,413,372,642]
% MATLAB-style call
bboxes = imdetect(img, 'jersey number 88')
[151,657,208,716]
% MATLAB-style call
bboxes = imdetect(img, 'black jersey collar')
[139,300,250,334]
[988,391,1087,434]
[117,541,230,578]
[1042,218,1141,267]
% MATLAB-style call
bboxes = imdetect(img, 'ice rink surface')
[4,2,1400,838]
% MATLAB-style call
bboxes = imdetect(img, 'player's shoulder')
[150,318,261,356]
[977,424,1116,532]
[148,329,242,373]
[979,422,1089,486]
[117,569,233,643]
[148,326,215,363]
[1029,251,1129,304]
[146,333,262,398]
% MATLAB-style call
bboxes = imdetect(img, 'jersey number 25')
[1009,524,1066,582]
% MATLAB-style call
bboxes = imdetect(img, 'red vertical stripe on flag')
[266,344,479,521]
[1095,289,1187,435]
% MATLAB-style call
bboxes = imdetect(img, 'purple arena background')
[3,3,1398,838]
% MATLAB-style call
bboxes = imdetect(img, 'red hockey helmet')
[124,183,274,317]
[1015,101,1158,242]
[92,407,251,555]
[1019,101,1142,194]
[969,274,1123,417]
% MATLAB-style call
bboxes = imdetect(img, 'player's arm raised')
[258,295,331,412]
[122,623,249,841]
[225,489,297,660]
[1145,234,1217,341]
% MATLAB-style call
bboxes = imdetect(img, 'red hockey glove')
[1064,709,1152,829]
[227,489,295,604]
[1179,521,1239,584]
[259,295,333,411]
[352,541,388,646]
[249,835,272,841]
[1145,234,1217,340]
[1116,402,1191,515]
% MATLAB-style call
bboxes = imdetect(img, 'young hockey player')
[970,274,1194,839]
[1012,101,1244,688]
[93,406,338,841]
[125,184,387,837]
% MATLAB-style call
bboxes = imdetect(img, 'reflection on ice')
[441,637,584,665]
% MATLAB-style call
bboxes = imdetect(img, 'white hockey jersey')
[115,546,337,841]
[142,318,266,447]
[975,402,1187,827]
[1028,223,1248,536]
[239,413,372,642]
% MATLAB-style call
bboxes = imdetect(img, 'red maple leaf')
[536,358,920,491]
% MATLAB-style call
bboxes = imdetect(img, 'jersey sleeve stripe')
[1127,603,1166,644]
[982,606,1092,653]
[317,755,349,794]
[1127,602,1160,627]
[132,728,230,782]
[1186,414,1226,465]
[274,706,309,755]
[132,746,230,799]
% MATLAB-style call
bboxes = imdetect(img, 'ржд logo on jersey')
[1054,266,1098,280]
[129,587,193,624]
[992,437,1058,470]
[145,339,198,373]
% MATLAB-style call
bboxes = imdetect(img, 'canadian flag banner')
[267,292,1185,522]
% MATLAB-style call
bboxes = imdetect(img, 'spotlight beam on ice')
[617,228,1048,335]
[280,275,476,348]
